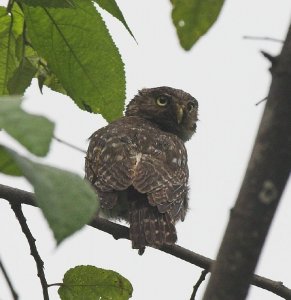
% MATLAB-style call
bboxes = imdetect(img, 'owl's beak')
[176,105,184,124]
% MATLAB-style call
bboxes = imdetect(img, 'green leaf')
[0,146,22,176]
[0,4,24,94]
[21,0,75,8]
[37,64,67,95]
[171,0,225,50]
[0,96,54,156]
[58,265,133,300]
[8,58,37,94]
[94,0,136,41]
[5,148,99,244]
[23,0,126,121]
[19,45,66,94]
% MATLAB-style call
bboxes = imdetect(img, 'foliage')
[1,146,98,243]
[0,4,24,94]
[23,0,125,121]
[58,265,133,300]
[171,0,225,50]
[94,0,136,41]
[0,147,22,176]
[1,0,129,121]
[0,96,54,156]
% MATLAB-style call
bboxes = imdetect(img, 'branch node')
[190,269,209,300]
[261,50,278,67]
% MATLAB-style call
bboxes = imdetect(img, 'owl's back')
[85,116,189,250]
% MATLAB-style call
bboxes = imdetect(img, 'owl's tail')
[129,197,177,253]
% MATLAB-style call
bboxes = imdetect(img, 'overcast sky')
[0,0,291,299]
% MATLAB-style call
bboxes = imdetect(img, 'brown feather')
[85,87,198,251]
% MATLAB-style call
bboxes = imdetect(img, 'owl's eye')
[156,96,169,106]
[187,102,195,112]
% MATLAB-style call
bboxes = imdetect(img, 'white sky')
[0,0,291,299]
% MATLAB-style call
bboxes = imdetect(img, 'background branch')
[9,201,49,300]
[53,135,86,154]
[202,23,291,300]
[0,257,18,300]
[190,269,208,300]
[243,35,283,43]
[0,184,291,299]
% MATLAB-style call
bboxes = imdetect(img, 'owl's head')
[125,86,198,141]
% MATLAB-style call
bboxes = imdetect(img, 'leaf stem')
[7,0,15,13]
[47,283,63,288]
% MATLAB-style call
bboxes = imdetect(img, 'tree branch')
[53,135,86,154]
[202,23,291,300]
[255,96,267,106]
[0,257,18,300]
[243,35,283,43]
[1,184,291,299]
[190,269,208,300]
[9,200,49,300]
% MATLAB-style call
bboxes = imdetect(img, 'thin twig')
[0,258,18,300]
[47,283,62,288]
[243,35,283,43]
[9,202,49,300]
[1,184,291,299]
[255,96,267,106]
[190,270,209,300]
[53,135,86,154]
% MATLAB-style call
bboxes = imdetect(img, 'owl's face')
[125,86,198,141]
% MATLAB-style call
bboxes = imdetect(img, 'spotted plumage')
[85,86,198,251]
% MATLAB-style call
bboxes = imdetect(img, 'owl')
[85,86,198,252]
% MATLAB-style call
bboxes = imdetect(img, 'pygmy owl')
[85,86,198,252]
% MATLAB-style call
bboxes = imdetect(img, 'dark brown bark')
[202,24,291,300]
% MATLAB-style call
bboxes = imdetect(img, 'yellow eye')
[187,102,195,112]
[156,96,169,106]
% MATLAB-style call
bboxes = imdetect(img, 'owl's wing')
[86,123,189,221]
[85,128,134,191]
[132,153,188,221]
[85,127,136,209]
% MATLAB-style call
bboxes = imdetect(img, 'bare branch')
[53,135,86,154]
[255,96,267,106]
[0,184,291,299]
[9,201,49,300]
[243,35,283,43]
[0,258,18,300]
[203,23,291,300]
[190,270,209,300]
